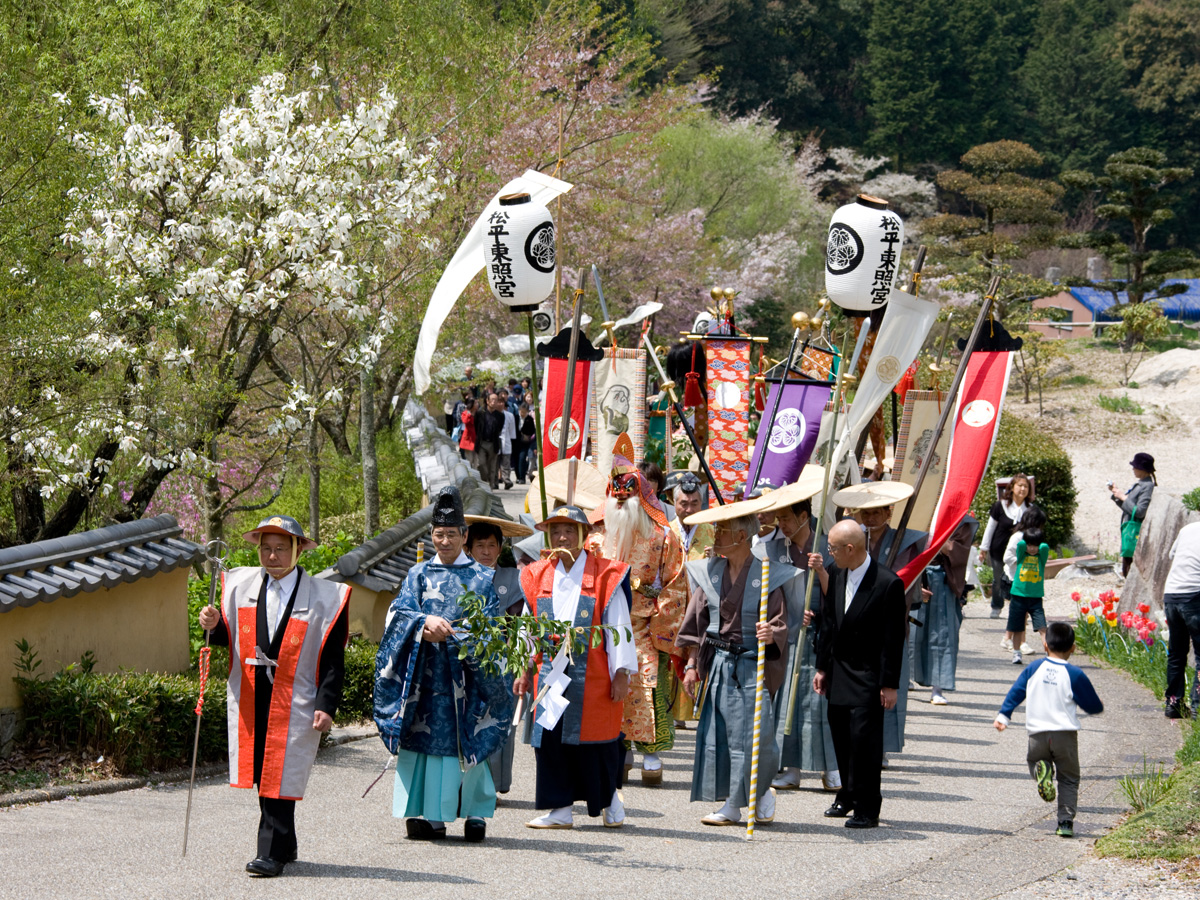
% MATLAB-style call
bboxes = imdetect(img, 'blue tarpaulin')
[1069,279,1200,322]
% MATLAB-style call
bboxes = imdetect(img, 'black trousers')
[1164,594,1200,704]
[257,796,297,860]
[534,721,624,818]
[828,702,885,820]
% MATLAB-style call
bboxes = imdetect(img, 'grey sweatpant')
[1027,729,1080,823]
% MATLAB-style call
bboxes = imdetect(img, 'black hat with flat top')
[431,486,466,528]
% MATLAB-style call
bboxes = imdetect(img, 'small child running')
[994,622,1104,838]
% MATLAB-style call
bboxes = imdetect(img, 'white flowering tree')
[18,72,443,542]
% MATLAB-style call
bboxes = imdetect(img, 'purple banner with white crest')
[745,381,831,495]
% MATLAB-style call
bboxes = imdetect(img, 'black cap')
[1130,452,1155,473]
[431,486,466,528]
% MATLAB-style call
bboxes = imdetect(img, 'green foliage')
[13,643,226,775]
[0,769,49,796]
[971,414,1076,547]
[454,590,628,678]
[1182,487,1200,513]
[1096,393,1144,415]
[1118,757,1172,813]
[1061,373,1097,386]
[337,639,380,725]
[1096,760,1200,862]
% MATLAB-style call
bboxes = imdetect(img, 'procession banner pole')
[591,264,610,322]
[643,333,725,505]
[746,554,771,839]
[746,314,807,494]
[527,313,550,524]
[556,270,588,460]
[182,539,227,856]
[784,331,852,733]
[885,274,1000,571]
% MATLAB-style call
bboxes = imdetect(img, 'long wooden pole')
[527,314,550,524]
[182,540,227,856]
[746,555,770,838]
[556,270,588,461]
[784,332,852,732]
[746,322,805,495]
[885,274,1001,571]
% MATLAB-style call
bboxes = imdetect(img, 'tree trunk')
[205,438,225,545]
[308,418,321,543]
[360,365,380,537]
[7,448,46,544]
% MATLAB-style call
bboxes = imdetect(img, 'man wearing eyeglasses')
[810,519,907,829]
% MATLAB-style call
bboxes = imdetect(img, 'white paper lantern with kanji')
[824,194,905,316]
[483,192,556,312]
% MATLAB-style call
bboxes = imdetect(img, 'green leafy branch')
[452,590,628,678]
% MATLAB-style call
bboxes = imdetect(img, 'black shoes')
[823,801,853,818]
[1165,698,1192,719]
[405,818,448,841]
[845,814,879,829]
[246,857,286,877]
[463,817,487,843]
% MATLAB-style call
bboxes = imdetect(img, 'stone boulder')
[1121,492,1200,615]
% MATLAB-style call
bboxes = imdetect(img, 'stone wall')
[1120,491,1200,614]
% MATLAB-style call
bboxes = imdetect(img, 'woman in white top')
[978,474,1032,621]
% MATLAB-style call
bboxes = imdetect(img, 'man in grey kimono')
[677,500,795,826]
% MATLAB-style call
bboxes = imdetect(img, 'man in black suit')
[810,519,907,828]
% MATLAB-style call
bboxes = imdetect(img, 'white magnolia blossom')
[29,72,444,504]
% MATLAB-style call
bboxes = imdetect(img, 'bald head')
[828,519,868,569]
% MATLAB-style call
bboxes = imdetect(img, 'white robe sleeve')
[603,582,637,678]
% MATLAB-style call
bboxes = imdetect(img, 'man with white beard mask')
[586,434,688,785]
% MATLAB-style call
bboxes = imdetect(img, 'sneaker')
[1012,650,1023,665]
[1165,697,1191,719]
[1000,637,1013,651]
[1035,760,1056,802]
[1055,820,1074,838]
[1020,642,1036,655]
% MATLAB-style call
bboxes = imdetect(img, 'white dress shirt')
[550,551,637,678]
[843,556,871,614]
[265,566,300,643]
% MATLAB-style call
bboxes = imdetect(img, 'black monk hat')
[431,486,466,529]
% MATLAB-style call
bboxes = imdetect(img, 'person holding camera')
[1110,452,1156,578]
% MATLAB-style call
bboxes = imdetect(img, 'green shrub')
[337,638,379,725]
[1182,487,1200,514]
[1119,757,1172,813]
[1061,373,1096,386]
[1096,393,1143,414]
[971,415,1077,548]
[14,641,227,775]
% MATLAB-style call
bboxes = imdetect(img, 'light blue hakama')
[393,750,496,822]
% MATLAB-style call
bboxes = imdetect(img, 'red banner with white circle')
[897,350,1014,590]
[540,357,592,464]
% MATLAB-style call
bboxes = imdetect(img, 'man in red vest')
[517,505,636,829]
[199,515,350,877]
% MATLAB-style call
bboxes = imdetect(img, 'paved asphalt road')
[0,597,1184,899]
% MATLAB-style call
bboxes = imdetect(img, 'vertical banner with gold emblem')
[705,337,752,502]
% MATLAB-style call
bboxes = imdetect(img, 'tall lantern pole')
[483,191,558,524]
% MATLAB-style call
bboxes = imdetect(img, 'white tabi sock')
[624,748,635,766]
[642,753,662,771]
[823,769,842,789]
[714,798,741,821]
[543,806,572,825]
[606,789,624,817]
[756,787,776,820]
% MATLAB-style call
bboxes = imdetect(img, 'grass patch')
[1119,757,1172,812]
[0,769,48,795]
[1096,393,1144,415]
[1061,373,1097,386]
[1097,761,1200,861]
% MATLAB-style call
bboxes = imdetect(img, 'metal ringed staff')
[183,538,229,856]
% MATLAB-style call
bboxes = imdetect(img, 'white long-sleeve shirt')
[1165,522,1200,595]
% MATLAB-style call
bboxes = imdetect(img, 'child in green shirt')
[1005,507,1049,665]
